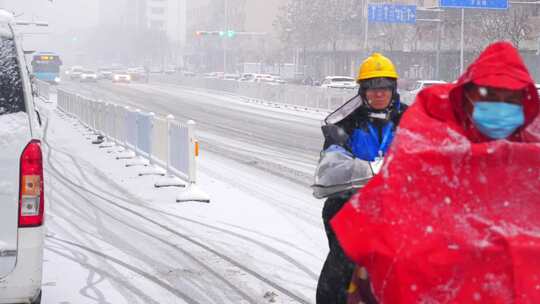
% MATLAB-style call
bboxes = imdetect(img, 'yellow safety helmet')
[356,53,398,83]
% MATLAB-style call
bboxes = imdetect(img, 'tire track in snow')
[46,95,315,303]
[45,151,258,304]
[45,237,199,304]
[50,108,320,279]
[43,108,258,304]
[46,159,311,304]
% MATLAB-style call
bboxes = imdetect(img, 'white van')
[0,10,44,304]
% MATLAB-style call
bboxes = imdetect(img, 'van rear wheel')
[31,290,41,304]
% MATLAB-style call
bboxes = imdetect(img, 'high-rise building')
[99,0,146,30]
[147,0,186,46]
[99,0,127,26]
[243,0,287,34]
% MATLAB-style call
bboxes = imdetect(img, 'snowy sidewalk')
[39,99,326,304]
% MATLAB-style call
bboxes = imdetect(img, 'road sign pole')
[436,17,443,79]
[460,8,464,75]
[364,0,369,51]
[223,0,228,73]
[440,0,509,75]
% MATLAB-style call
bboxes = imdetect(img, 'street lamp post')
[417,17,443,79]
[364,0,369,50]
[223,0,228,73]
[460,8,465,74]
[417,7,444,79]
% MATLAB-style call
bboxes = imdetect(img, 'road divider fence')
[150,74,356,112]
[56,88,210,203]
[34,79,51,102]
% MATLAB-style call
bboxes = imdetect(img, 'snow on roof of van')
[0,10,14,24]
[0,10,13,38]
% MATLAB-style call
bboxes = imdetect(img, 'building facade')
[146,0,186,46]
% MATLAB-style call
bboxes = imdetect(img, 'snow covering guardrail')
[56,88,209,203]
[151,74,354,112]
[34,79,50,101]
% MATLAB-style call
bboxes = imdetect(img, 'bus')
[31,52,62,84]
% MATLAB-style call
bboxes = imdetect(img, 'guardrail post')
[187,120,197,184]
[123,106,130,148]
[176,119,209,203]
[111,104,118,146]
[166,114,175,176]
[148,112,155,165]
[135,108,141,157]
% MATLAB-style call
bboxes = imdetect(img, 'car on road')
[97,67,113,80]
[320,76,358,89]
[252,74,277,84]
[0,10,44,304]
[127,67,148,82]
[408,80,447,96]
[68,66,84,80]
[182,71,196,77]
[238,73,256,82]
[203,72,218,79]
[80,70,98,82]
[223,73,240,81]
[164,65,176,74]
[272,75,287,84]
[112,70,131,83]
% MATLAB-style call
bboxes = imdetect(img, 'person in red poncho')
[332,41,540,304]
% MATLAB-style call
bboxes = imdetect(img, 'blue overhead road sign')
[368,4,417,24]
[439,0,508,9]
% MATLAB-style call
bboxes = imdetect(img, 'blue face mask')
[472,101,525,139]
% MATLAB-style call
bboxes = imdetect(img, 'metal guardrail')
[34,79,50,101]
[150,74,355,112]
[56,88,209,203]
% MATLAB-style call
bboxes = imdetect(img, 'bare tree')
[274,0,326,50]
[374,23,415,51]
[476,7,532,48]
[275,0,364,74]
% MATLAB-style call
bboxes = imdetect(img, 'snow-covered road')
[60,80,328,186]
[39,91,326,303]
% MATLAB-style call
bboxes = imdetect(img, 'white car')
[0,10,44,304]
[254,74,278,85]
[203,72,219,79]
[97,68,113,80]
[223,73,240,81]
[68,66,83,80]
[238,73,256,82]
[321,76,358,89]
[80,70,98,82]
[408,80,447,96]
[112,71,131,83]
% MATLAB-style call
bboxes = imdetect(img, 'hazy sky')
[1,0,99,54]
[3,0,98,28]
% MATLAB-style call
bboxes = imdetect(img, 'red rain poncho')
[332,41,540,303]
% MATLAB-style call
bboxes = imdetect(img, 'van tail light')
[19,140,44,227]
